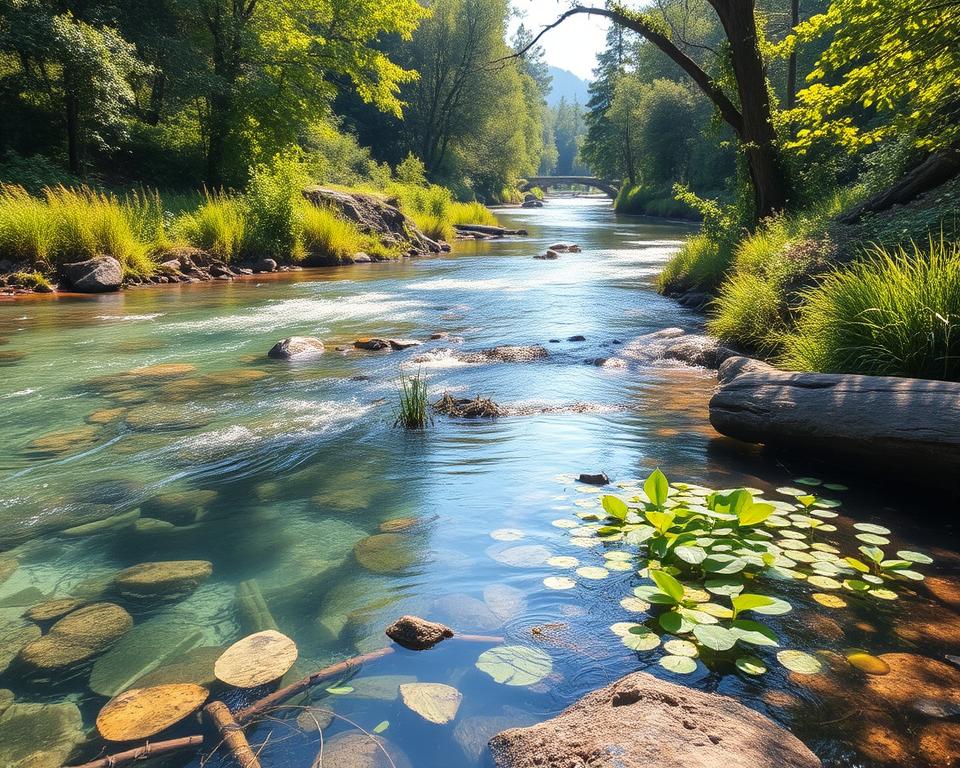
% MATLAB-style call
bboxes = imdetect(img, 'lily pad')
[546,556,579,568]
[735,656,768,675]
[96,684,208,741]
[897,550,933,565]
[621,625,660,651]
[854,523,891,535]
[660,654,697,674]
[812,593,847,609]
[576,566,609,580]
[475,645,552,686]
[214,630,298,688]
[399,682,462,724]
[692,624,737,651]
[489,528,524,541]
[619,596,650,612]
[777,649,822,674]
[663,639,698,657]
[543,576,575,590]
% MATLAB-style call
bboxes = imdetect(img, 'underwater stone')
[0,701,84,768]
[864,653,960,709]
[132,645,224,689]
[114,560,213,597]
[268,336,326,360]
[0,619,41,675]
[318,732,412,768]
[18,603,132,672]
[61,509,140,537]
[0,689,12,716]
[0,558,17,586]
[354,533,419,573]
[26,598,83,622]
[24,426,100,458]
[386,615,453,650]
[578,472,609,485]
[141,489,218,526]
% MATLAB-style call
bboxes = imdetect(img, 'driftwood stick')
[236,633,503,723]
[64,735,204,768]
[205,700,263,768]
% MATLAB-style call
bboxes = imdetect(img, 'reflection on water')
[0,199,957,767]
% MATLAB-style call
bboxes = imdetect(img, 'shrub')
[301,205,366,263]
[707,273,786,353]
[10,270,53,291]
[173,192,246,262]
[781,238,960,381]
[449,201,498,227]
[658,233,735,293]
[243,153,309,259]
[614,184,699,220]
[0,151,79,195]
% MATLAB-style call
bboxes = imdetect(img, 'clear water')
[0,199,957,767]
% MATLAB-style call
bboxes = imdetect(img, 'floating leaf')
[663,639,698,657]
[399,683,462,724]
[692,624,737,651]
[897,550,933,565]
[843,579,871,592]
[703,554,747,574]
[844,557,871,573]
[547,556,579,568]
[660,655,697,674]
[576,566,609,580]
[698,602,734,619]
[619,596,650,612]
[735,656,768,675]
[606,560,633,571]
[603,551,633,561]
[739,502,775,527]
[659,611,694,635]
[777,650,821,674]
[854,523,891,535]
[373,720,390,734]
[856,533,890,546]
[650,570,685,603]
[704,577,744,596]
[730,620,779,647]
[602,495,629,521]
[731,594,775,616]
[845,651,890,675]
[868,588,898,600]
[807,575,843,590]
[490,528,525,541]
[776,487,805,497]
[812,593,847,608]
[551,519,578,529]
[543,576,575,590]
[326,686,354,695]
[633,585,676,605]
[621,625,661,651]
[476,645,552,686]
[893,569,925,581]
[675,546,707,565]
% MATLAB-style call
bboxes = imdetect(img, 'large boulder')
[62,256,123,292]
[489,671,821,768]
[710,357,960,479]
[268,336,326,360]
[618,328,736,370]
[17,603,132,672]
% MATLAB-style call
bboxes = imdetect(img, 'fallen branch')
[206,700,263,768]
[64,735,204,768]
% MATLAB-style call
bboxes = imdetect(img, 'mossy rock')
[61,509,140,537]
[379,517,419,533]
[0,351,25,365]
[125,363,197,381]
[26,598,83,623]
[114,560,213,597]
[24,426,100,458]
[354,533,419,573]
[206,369,270,386]
[124,405,211,432]
[0,558,17,586]
[85,407,127,425]
[0,701,84,768]
[106,389,150,405]
[0,619,41,675]
[141,489,218,525]
[318,732,412,768]
[18,603,132,672]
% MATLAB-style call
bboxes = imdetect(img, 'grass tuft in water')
[395,369,430,429]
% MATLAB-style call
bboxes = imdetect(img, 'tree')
[517,2,790,220]
[553,97,588,176]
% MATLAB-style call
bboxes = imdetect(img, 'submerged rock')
[124,405,210,432]
[385,615,453,650]
[62,256,122,292]
[864,653,960,709]
[420,345,549,364]
[26,598,83,623]
[0,558,17,586]
[355,337,391,351]
[534,249,560,260]
[0,701,84,768]
[354,533,419,573]
[114,560,213,597]
[268,336,325,360]
[578,472,609,485]
[488,671,822,768]
[18,602,132,672]
[548,243,581,253]
[318,732,412,768]
[0,620,41,675]
[24,426,100,458]
[141,489,218,526]
[388,338,422,350]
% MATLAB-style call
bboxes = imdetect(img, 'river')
[0,198,956,767]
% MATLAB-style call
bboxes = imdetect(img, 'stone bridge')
[519,176,621,199]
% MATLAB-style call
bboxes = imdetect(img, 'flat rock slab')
[710,357,960,477]
[18,603,132,672]
[0,701,84,768]
[114,560,212,597]
[489,671,821,768]
[268,336,325,360]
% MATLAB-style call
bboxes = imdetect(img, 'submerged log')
[454,224,528,237]
[205,700,262,768]
[65,735,204,768]
[710,357,960,480]
[235,580,279,633]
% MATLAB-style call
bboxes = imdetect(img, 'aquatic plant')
[394,369,430,430]
[550,469,933,676]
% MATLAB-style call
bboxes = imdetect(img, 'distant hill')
[546,66,590,108]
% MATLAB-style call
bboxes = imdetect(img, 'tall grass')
[781,238,960,381]
[386,182,498,241]
[172,192,246,262]
[301,205,366,263]
[394,369,430,429]
[658,233,735,293]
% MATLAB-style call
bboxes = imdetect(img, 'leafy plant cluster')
[562,469,932,676]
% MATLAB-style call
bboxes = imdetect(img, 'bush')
[301,205,366,263]
[173,192,245,262]
[781,238,960,381]
[10,270,53,291]
[0,151,79,195]
[243,153,310,260]
[0,185,57,262]
[614,184,700,220]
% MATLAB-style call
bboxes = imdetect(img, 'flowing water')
[0,198,957,767]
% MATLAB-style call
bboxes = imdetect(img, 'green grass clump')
[615,184,699,220]
[0,185,57,262]
[708,273,786,353]
[386,181,498,242]
[10,270,52,291]
[394,369,430,429]
[781,238,960,381]
[450,201,498,227]
[659,233,735,293]
[172,192,246,262]
[301,205,367,263]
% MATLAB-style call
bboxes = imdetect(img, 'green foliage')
[394,369,430,429]
[614,185,699,220]
[300,206,367,264]
[395,154,428,186]
[173,193,246,262]
[0,152,80,195]
[782,238,960,381]
[9,270,52,291]
[243,154,311,260]
[658,233,735,294]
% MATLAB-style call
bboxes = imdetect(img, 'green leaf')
[660,654,697,674]
[731,593,776,616]
[659,610,693,635]
[735,655,768,675]
[739,502,774,527]
[844,557,870,573]
[896,550,933,565]
[650,570,685,603]
[644,468,670,507]
[634,585,678,605]
[621,625,661,651]
[326,686,354,695]
[730,619,779,647]
[475,645,553,686]
[777,649,821,674]
[692,624,737,651]
[602,495,629,521]
[645,509,675,533]
[674,545,707,565]
[702,554,747,574]
[859,545,885,563]
[704,577,745,596]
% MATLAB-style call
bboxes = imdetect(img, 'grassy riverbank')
[0,156,499,286]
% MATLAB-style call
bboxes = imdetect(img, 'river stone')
[18,603,132,672]
[488,671,822,768]
[0,701,84,768]
[386,615,453,650]
[114,560,213,597]
[318,732,412,768]
[348,674,417,701]
[355,337,391,350]
[379,517,419,532]
[388,338,422,350]
[864,653,960,709]
[89,614,205,696]
[925,574,960,608]
[354,533,419,573]
[0,619,41,674]
[254,257,277,273]
[132,645,223,689]
[24,426,100,457]
[455,709,537,763]
[484,583,527,622]
[61,509,140,537]
[0,558,17,586]
[85,406,127,425]
[919,721,960,765]
[96,683,209,741]
[141,489,218,526]
[268,336,326,360]
[297,705,335,732]
[126,362,197,381]
[124,405,211,432]
[206,368,270,386]
[62,256,122,292]
[0,689,12,716]
[399,682,462,724]
[26,598,83,622]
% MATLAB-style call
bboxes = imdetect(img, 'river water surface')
[0,199,957,767]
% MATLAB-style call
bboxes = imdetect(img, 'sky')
[509,1,611,82]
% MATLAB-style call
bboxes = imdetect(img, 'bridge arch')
[520,176,620,199]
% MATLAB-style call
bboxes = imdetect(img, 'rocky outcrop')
[386,615,453,650]
[415,345,549,365]
[253,258,277,273]
[534,250,560,260]
[489,671,821,768]
[61,256,123,292]
[303,186,442,256]
[268,336,325,360]
[710,357,960,476]
[548,242,581,253]
[619,328,737,370]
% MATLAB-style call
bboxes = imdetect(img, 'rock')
[432,345,548,364]
[483,584,527,622]
[385,615,453,650]
[522,199,543,208]
[253,257,278,273]
[454,224,526,237]
[568,335,586,342]
[209,263,234,278]
[488,671,822,768]
[355,338,391,351]
[863,653,960,709]
[61,509,140,537]
[534,249,560,260]
[61,256,122,292]
[18,603,132,672]
[24,426,100,458]
[710,357,960,478]
[0,620,41,675]
[388,338,422,350]
[919,721,960,765]
[432,593,501,631]
[617,328,735,370]
[0,689,11,716]
[96,683,209,741]
[353,252,372,263]
[455,709,537,763]
[924,574,960,608]
[124,405,210,432]
[268,336,326,360]
[548,242,581,253]
[158,259,183,275]
[318,732,412,768]
[0,558,17,586]
[354,533,419,573]
[85,406,127,425]
[0,701,84,768]
[578,472,609,485]
[141,489,218,526]
[114,560,213,597]
[379,517,419,533]
[433,393,503,418]
[26,598,83,623]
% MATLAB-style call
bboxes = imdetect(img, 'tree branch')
[500,5,744,136]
